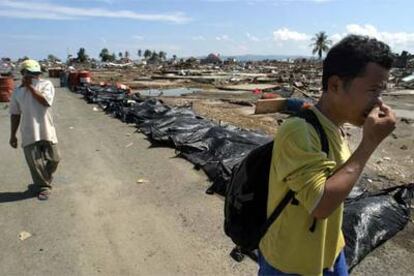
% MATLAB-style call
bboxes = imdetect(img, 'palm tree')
[77,47,88,63]
[159,51,167,61]
[148,52,160,64]
[99,48,110,62]
[47,54,60,62]
[311,32,331,60]
[143,49,152,59]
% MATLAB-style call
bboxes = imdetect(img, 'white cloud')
[192,35,206,41]
[382,32,414,46]
[246,32,260,41]
[0,0,191,23]
[0,9,75,20]
[204,0,331,3]
[331,24,414,51]
[273,28,310,41]
[329,33,343,44]
[215,35,230,41]
[346,24,378,37]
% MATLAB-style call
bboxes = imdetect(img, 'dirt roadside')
[0,79,256,276]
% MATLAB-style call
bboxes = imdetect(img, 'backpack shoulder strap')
[260,189,295,237]
[260,107,329,239]
[295,108,329,155]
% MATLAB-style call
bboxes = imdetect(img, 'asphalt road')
[0,80,256,276]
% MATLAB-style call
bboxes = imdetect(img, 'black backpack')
[224,109,329,261]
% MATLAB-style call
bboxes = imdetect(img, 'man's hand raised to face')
[20,76,32,89]
[362,103,396,148]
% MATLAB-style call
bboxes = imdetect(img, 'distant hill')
[185,54,313,62]
[223,54,311,62]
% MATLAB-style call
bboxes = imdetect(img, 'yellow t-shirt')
[259,106,351,276]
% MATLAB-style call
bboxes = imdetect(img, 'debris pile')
[69,84,414,270]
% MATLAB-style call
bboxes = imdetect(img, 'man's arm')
[21,77,50,107]
[312,104,396,219]
[26,85,50,107]
[10,114,21,148]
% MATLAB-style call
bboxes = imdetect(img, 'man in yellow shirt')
[259,35,396,275]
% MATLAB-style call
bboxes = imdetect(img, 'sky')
[1,0,414,60]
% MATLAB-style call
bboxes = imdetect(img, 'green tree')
[125,50,130,59]
[47,54,60,62]
[311,31,331,60]
[137,49,142,58]
[186,57,197,64]
[148,52,161,64]
[144,49,152,59]
[77,47,88,63]
[99,48,111,62]
[118,52,123,59]
[110,53,116,62]
[172,54,177,61]
[159,51,167,61]
[19,56,30,62]
[158,51,167,60]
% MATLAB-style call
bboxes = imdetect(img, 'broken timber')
[255,98,287,114]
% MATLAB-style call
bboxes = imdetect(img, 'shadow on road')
[0,184,37,203]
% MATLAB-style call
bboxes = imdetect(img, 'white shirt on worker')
[9,79,58,147]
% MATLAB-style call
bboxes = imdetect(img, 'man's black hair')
[322,35,394,91]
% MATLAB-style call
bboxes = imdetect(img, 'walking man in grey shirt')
[9,59,60,201]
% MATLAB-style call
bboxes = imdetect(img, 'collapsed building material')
[48,68,63,78]
[401,74,414,88]
[255,98,313,114]
[218,83,280,92]
[255,98,287,114]
[72,84,414,271]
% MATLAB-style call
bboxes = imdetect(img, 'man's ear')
[327,76,342,94]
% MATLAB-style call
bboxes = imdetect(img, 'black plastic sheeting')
[344,183,414,270]
[73,84,413,270]
[75,84,133,120]
[77,85,129,104]
[179,126,271,194]
[121,98,271,195]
